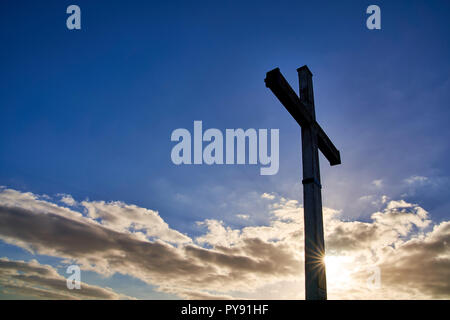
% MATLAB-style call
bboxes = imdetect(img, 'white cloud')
[261,193,275,200]
[372,179,383,188]
[81,200,191,244]
[0,187,448,299]
[404,175,428,185]
[58,194,77,206]
[358,195,374,202]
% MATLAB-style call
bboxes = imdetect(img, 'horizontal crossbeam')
[264,68,341,166]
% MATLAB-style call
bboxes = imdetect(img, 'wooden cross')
[265,66,341,300]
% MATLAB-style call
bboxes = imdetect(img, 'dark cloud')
[378,222,450,299]
[0,188,449,299]
[0,204,297,294]
[0,205,210,280]
[0,258,133,300]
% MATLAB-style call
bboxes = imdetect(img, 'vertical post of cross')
[265,65,341,299]
[297,66,327,300]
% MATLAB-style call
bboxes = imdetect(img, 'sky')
[0,0,449,299]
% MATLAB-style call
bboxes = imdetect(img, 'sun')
[324,255,354,288]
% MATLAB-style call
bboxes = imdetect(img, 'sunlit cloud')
[0,257,134,299]
[261,193,276,200]
[0,187,448,299]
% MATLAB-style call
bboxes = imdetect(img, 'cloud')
[0,187,448,299]
[261,193,275,200]
[375,222,450,298]
[372,179,383,188]
[57,194,77,206]
[81,200,191,244]
[0,189,300,296]
[404,175,428,185]
[0,258,134,299]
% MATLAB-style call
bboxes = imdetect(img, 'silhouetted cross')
[265,66,341,300]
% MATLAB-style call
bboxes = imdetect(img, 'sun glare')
[324,255,353,288]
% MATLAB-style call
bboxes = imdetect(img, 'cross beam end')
[315,122,341,166]
[264,68,313,127]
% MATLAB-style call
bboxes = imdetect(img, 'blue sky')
[0,1,449,299]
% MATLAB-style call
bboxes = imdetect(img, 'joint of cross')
[302,177,322,189]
